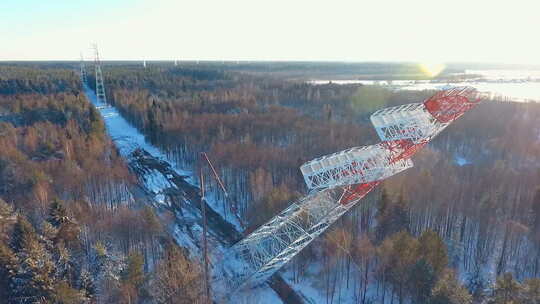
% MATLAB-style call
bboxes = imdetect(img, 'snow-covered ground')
[83,85,285,303]
[455,155,472,166]
[85,86,189,173]
[85,85,244,227]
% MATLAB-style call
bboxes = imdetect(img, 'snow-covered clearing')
[83,85,285,303]
[85,85,244,231]
[455,155,472,166]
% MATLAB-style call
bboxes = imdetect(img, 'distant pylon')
[80,53,88,85]
[92,44,107,104]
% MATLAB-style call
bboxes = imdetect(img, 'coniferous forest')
[1,62,540,303]
[0,64,202,303]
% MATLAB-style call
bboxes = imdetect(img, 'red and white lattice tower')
[220,87,481,297]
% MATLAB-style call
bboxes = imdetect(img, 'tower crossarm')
[220,87,482,300]
[300,144,414,192]
[227,185,371,291]
[226,158,411,291]
[370,102,448,144]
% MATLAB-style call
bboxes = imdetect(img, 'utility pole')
[201,152,228,197]
[199,161,210,304]
[199,152,227,304]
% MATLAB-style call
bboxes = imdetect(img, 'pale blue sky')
[1,0,539,64]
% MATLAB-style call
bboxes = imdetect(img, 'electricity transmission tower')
[223,87,482,295]
[80,53,87,85]
[92,44,107,104]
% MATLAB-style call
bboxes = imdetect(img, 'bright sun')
[419,63,446,77]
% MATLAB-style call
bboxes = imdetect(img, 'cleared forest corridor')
[83,85,303,304]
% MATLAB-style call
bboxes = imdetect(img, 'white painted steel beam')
[300,144,413,191]
[370,102,448,143]
[226,158,411,292]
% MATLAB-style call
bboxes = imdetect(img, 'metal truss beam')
[227,183,376,292]
[300,144,413,191]
[221,87,482,299]
[370,102,447,143]
[92,44,107,104]
[424,86,480,123]
[80,54,88,85]
[227,159,411,291]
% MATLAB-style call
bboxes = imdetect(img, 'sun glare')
[420,63,446,77]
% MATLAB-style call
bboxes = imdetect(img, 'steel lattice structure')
[223,86,482,296]
[92,44,107,104]
[300,145,413,191]
[80,53,88,86]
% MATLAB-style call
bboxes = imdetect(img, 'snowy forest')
[0,65,202,303]
[1,62,540,303]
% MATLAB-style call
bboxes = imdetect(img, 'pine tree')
[88,106,105,137]
[53,281,83,304]
[53,242,74,283]
[488,273,522,304]
[375,190,410,243]
[522,278,540,304]
[0,197,13,218]
[48,200,80,247]
[375,188,392,242]
[151,243,202,304]
[0,198,15,242]
[121,252,145,303]
[48,199,69,228]
[0,242,20,301]
[431,270,472,304]
[10,216,36,252]
[382,231,419,304]
[466,268,488,303]
[123,252,145,288]
[13,218,57,303]
[92,242,123,303]
[418,229,448,276]
[408,258,436,303]
[79,270,96,301]
[393,192,410,233]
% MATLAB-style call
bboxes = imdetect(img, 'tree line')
[95,64,540,303]
[0,64,203,304]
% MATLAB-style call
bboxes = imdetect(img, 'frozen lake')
[309,69,540,102]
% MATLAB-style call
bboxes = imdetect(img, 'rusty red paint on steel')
[424,88,480,123]
[341,88,481,206]
[340,181,380,205]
